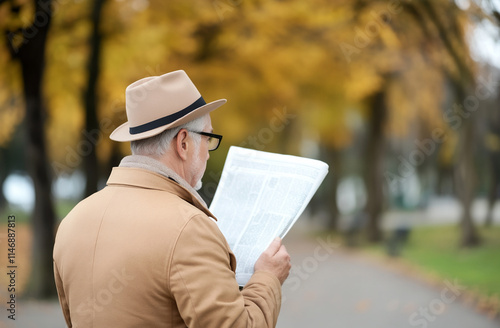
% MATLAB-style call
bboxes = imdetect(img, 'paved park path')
[277,227,499,328]
[3,224,499,328]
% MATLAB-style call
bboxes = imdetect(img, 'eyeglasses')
[189,131,223,151]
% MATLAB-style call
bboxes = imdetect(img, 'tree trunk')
[83,0,106,197]
[453,89,480,247]
[324,146,340,231]
[6,0,57,298]
[436,162,455,196]
[0,149,7,211]
[485,151,500,227]
[365,89,387,242]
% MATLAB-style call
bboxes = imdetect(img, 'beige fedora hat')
[110,70,226,142]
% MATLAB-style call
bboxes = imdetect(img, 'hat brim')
[110,99,227,142]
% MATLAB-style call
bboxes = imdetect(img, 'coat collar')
[118,155,208,207]
[106,167,216,220]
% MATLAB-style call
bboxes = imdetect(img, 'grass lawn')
[366,225,500,298]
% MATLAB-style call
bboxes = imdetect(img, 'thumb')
[266,237,282,255]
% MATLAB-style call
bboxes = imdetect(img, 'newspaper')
[209,146,329,286]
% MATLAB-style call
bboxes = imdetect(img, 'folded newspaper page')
[209,146,329,286]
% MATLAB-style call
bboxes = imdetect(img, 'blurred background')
[0,0,499,326]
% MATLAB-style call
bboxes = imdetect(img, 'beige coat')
[53,167,282,327]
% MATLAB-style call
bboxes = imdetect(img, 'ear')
[175,128,190,161]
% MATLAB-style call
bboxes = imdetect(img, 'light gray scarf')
[119,155,208,208]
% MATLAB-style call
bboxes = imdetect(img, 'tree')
[3,0,57,297]
[485,104,500,227]
[83,0,107,197]
[364,88,388,241]
[335,0,488,245]
[471,0,500,228]
[416,0,480,246]
[2,0,493,250]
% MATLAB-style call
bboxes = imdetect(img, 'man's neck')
[118,154,207,207]
[155,154,189,185]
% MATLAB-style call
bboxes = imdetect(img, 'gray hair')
[130,114,208,157]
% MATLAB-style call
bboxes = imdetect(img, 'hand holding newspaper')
[209,146,329,286]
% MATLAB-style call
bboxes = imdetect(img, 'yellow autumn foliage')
[0,0,486,174]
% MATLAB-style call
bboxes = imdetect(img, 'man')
[53,70,291,327]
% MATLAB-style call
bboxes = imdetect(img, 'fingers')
[278,245,290,262]
[254,238,292,285]
[265,237,282,256]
